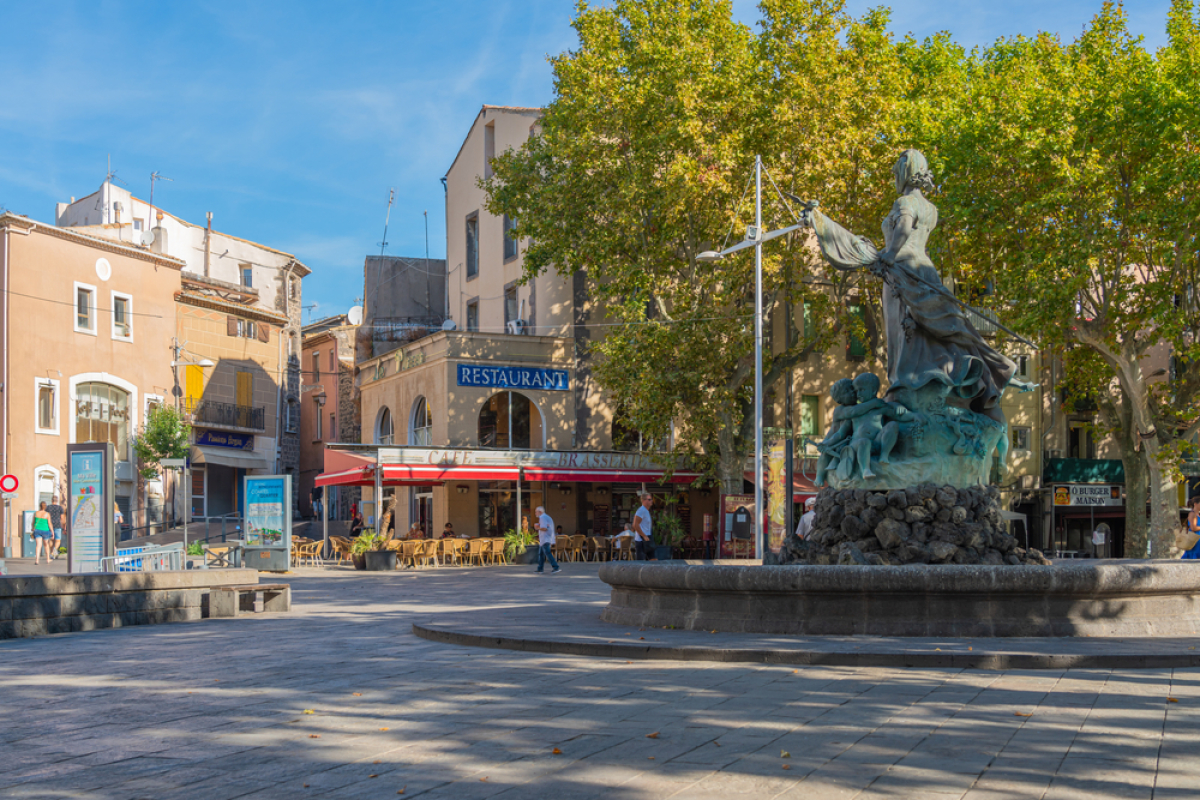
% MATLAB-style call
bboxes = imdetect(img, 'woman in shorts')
[32,501,54,565]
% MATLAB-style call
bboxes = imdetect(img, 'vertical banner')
[244,475,292,550]
[766,437,789,555]
[67,443,113,573]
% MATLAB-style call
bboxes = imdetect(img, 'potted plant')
[350,531,382,571]
[654,513,685,561]
[504,528,538,564]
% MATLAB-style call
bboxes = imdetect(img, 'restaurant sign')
[1053,484,1122,507]
[380,447,675,472]
[456,364,569,392]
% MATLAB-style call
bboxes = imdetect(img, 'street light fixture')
[696,156,803,561]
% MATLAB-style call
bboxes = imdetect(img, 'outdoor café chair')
[466,538,487,566]
[445,538,466,566]
[414,540,439,569]
[568,535,586,562]
[616,537,634,560]
[588,536,608,562]
[295,540,323,568]
[490,538,509,565]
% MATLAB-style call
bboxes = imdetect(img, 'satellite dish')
[140,230,156,247]
[347,306,363,326]
[442,319,457,331]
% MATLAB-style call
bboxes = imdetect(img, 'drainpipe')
[2,226,8,556]
[204,213,212,277]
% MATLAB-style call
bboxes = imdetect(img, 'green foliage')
[133,405,191,481]
[350,533,383,555]
[504,527,537,559]
[185,542,204,556]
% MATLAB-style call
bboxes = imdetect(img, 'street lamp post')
[698,156,803,561]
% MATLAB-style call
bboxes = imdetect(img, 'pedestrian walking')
[310,486,324,520]
[32,502,54,565]
[1181,496,1200,560]
[46,495,65,560]
[633,493,655,560]
[534,505,560,574]
[795,497,817,540]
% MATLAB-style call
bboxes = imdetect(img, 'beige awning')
[189,445,271,471]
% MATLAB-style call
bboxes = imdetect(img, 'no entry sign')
[0,474,17,493]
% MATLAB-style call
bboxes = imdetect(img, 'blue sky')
[0,1,1174,322]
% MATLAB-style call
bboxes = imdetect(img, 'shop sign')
[395,350,426,372]
[196,430,255,450]
[456,364,569,391]
[382,447,674,472]
[1053,484,1122,507]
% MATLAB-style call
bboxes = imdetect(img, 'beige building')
[57,182,310,518]
[0,213,184,553]
[300,315,360,521]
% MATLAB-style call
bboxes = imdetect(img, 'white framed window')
[74,282,97,335]
[1014,354,1031,381]
[111,291,133,341]
[410,397,432,446]
[314,399,323,441]
[1011,426,1032,452]
[35,378,60,435]
[145,394,164,418]
[240,264,253,288]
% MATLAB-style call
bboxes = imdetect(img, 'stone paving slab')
[0,562,1197,799]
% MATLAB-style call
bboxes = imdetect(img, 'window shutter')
[258,323,270,343]
[227,316,238,336]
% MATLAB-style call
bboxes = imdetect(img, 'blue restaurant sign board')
[196,430,255,450]
[457,364,569,392]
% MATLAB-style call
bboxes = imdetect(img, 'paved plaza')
[1,563,1198,799]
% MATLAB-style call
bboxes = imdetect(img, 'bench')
[209,584,291,618]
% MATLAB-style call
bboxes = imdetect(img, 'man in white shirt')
[534,505,561,574]
[795,496,817,539]
[632,493,655,561]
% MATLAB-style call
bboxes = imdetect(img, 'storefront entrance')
[478,481,543,537]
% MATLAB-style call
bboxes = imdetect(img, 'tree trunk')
[716,410,744,495]
[1121,447,1148,558]
[1145,454,1178,559]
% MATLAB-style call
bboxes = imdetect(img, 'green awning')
[1044,458,1125,484]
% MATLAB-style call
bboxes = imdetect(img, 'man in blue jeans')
[534,505,560,574]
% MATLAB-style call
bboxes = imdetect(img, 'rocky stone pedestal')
[779,483,1051,567]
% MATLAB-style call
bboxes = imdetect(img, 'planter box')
[653,545,674,561]
[352,554,366,570]
[363,551,397,571]
[512,547,538,565]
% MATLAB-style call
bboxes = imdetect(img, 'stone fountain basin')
[599,561,1200,638]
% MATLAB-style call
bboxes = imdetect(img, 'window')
[36,379,59,435]
[466,301,479,332]
[1014,354,1031,381]
[799,395,820,438]
[847,303,868,360]
[191,467,206,519]
[111,292,132,341]
[376,407,394,445]
[328,349,336,372]
[329,412,336,443]
[289,276,297,300]
[285,402,298,434]
[74,382,131,457]
[236,370,253,409]
[411,397,432,446]
[74,283,97,334]
[312,352,320,381]
[226,316,262,340]
[133,219,143,232]
[483,121,495,179]
[479,391,540,449]
[240,264,253,288]
[465,214,479,279]
[314,399,323,441]
[1011,426,1031,452]
[1068,420,1096,459]
[503,214,518,260]
[504,286,518,325]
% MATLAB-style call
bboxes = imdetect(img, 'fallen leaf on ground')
[552,748,562,754]
[713,741,721,747]
[480,777,488,782]
[303,785,309,788]
[214,679,220,682]
[626,661,632,664]
[353,692,362,697]
[935,648,942,651]
[624,633,632,636]
[782,764,791,770]
[648,756,655,760]
[398,787,406,795]
[1169,697,1180,703]
[1014,712,1033,717]
[968,647,973,651]
[303,710,315,715]
[309,734,321,738]
[781,750,790,758]
[380,727,390,731]
[374,760,382,764]
[639,637,645,640]
[369,774,378,779]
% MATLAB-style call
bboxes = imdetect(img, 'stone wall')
[779,484,1052,567]
[0,569,258,638]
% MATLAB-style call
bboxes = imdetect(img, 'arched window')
[75,382,131,457]
[375,407,394,445]
[478,391,542,450]
[410,397,432,446]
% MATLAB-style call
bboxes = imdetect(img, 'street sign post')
[0,474,18,493]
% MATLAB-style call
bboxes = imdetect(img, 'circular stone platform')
[598,561,1200,638]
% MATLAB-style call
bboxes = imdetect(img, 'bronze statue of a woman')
[803,149,1021,422]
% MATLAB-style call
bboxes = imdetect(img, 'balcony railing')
[185,398,266,431]
[371,316,446,344]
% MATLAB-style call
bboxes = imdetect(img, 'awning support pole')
[323,486,329,558]
[373,463,383,533]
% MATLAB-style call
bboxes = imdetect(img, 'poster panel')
[766,438,788,554]
[67,445,112,573]
[244,475,291,548]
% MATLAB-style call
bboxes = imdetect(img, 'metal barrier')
[101,542,184,573]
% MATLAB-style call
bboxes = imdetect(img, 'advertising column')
[67,443,114,573]
[243,474,292,572]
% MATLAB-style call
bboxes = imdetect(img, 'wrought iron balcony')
[184,398,266,431]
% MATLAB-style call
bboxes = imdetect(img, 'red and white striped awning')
[315,456,701,488]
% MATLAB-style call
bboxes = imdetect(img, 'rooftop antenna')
[378,188,395,256]
[149,171,172,230]
[105,154,129,188]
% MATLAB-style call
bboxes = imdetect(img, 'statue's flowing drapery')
[811,208,1015,414]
